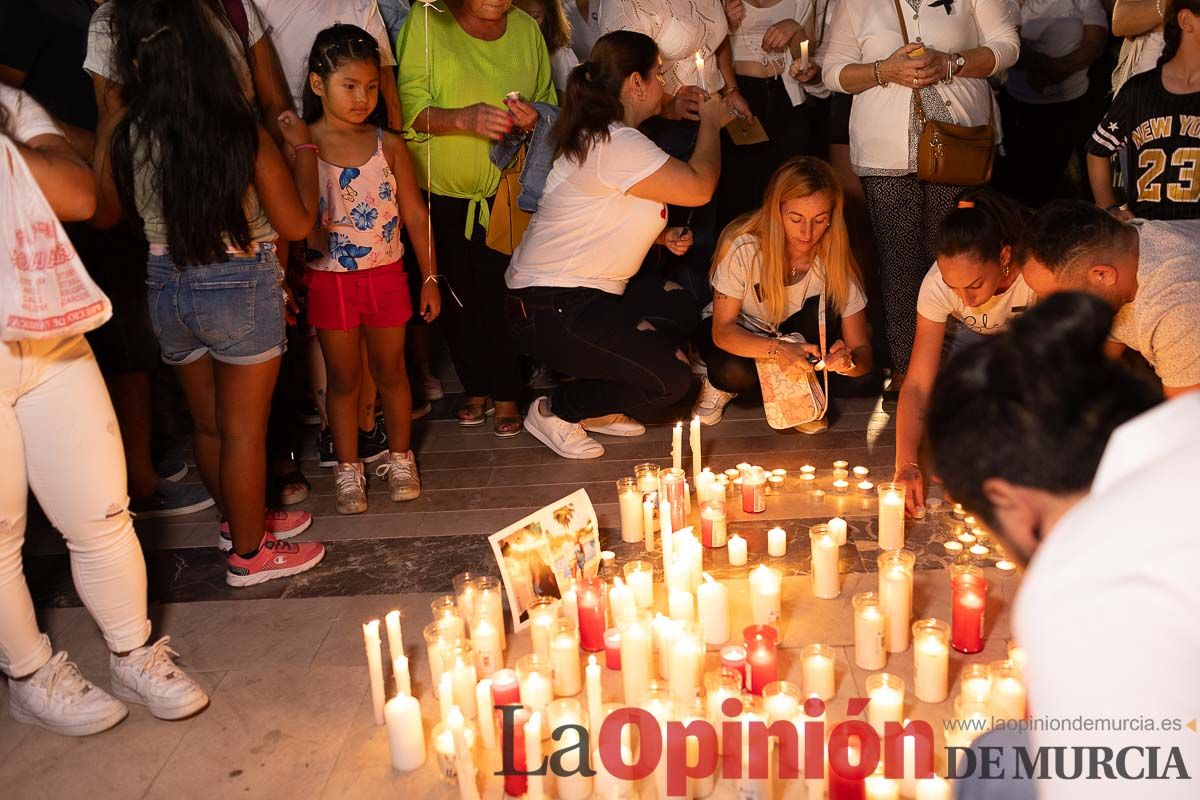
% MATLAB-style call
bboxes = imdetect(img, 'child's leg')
[358,337,378,434]
[307,329,329,429]
[317,328,365,465]
[364,325,411,452]
[172,356,224,513]
[213,357,281,556]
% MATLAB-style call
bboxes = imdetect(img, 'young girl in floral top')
[302,24,440,514]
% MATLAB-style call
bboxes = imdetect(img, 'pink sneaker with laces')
[218,510,312,553]
[225,532,325,587]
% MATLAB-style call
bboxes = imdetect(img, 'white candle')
[529,603,557,662]
[626,564,654,609]
[643,500,656,553]
[448,706,480,800]
[585,655,603,739]
[475,679,496,750]
[617,480,645,544]
[878,483,906,550]
[989,675,1027,721]
[867,675,905,737]
[393,656,411,698]
[451,649,478,720]
[620,614,654,706]
[472,616,502,679]
[865,770,900,800]
[690,415,702,481]
[912,620,950,703]
[668,588,695,622]
[439,671,454,723]
[522,669,553,716]
[728,534,747,566]
[802,645,836,701]
[811,526,841,599]
[551,626,582,697]
[548,700,593,800]
[363,620,386,726]
[853,465,870,481]
[749,565,782,625]
[668,624,705,704]
[878,553,915,653]
[853,593,888,671]
[768,526,787,557]
[696,573,730,645]
[829,516,848,546]
[385,610,404,671]
[661,499,674,558]
[525,711,545,800]
[672,422,683,471]
[694,50,708,93]
[385,692,425,771]
[608,577,636,625]
[800,39,811,72]
[916,776,952,800]
[653,614,678,680]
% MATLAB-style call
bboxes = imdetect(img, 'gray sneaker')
[335,462,368,514]
[8,650,128,737]
[130,479,214,519]
[376,450,421,502]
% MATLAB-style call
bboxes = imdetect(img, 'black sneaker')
[316,428,335,468]
[358,424,389,464]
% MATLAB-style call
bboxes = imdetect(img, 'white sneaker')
[8,651,128,736]
[335,462,368,515]
[110,637,209,720]
[693,377,735,426]
[524,397,605,459]
[580,414,646,437]
[376,450,421,501]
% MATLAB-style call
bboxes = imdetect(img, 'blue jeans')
[146,246,286,366]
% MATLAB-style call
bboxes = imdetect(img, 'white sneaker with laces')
[580,414,646,437]
[693,377,736,426]
[110,636,209,720]
[335,462,368,515]
[376,450,421,501]
[8,650,128,736]
[524,397,605,459]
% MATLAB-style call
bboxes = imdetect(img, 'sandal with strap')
[456,397,495,427]
[494,415,524,439]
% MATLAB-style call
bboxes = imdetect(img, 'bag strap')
[890,0,928,125]
[818,290,829,404]
[892,0,910,45]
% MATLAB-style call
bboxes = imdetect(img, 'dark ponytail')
[301,24,386,126]
[927,292,1160,530]
[552,31,659,163]
[1159,0,1200,65]
[934,187,1030,264]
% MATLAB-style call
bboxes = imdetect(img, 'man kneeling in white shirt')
[926,291,1200,800]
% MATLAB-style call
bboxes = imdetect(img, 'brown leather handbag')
[891,0,995,186]
[486,146,533,256]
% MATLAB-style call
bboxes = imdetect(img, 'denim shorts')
[146,246,287,366]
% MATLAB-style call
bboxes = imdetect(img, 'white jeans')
[0,335,150,678]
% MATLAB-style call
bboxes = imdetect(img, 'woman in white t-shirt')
[506,31,734,459]
[693,157,874,433]
[895,188,1037,514]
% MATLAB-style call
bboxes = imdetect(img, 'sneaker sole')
[389,488,421,502]
[525,420,605,460]
[336,500,368,515]
[695,411,724,426]
[131,496,216,520]
[318,456,337,468]
[109,680,210,721]
[9,697,128,737]
[580,425,646,438]
[225,547,326,588]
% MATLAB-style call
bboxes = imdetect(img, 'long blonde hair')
[712,157,861,326]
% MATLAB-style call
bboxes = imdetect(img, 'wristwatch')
[952,53,966,74]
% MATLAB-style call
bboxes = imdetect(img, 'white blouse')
[822,0,1019,175]
[600,0,730,96]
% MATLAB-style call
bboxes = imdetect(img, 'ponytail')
[551,31,659,164]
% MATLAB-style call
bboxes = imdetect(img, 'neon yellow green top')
[397,3,556,238]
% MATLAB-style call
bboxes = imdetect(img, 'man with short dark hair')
[1017,199,1200,397]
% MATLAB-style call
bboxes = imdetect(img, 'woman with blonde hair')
[693,156,874,432]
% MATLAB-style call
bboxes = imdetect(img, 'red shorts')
[305,261,413,331]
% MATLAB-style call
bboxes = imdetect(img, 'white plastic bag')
[0,133,111,340]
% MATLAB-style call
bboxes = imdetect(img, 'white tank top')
[730,0,801,70]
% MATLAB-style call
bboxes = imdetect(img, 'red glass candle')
[743,624,779,645]
[720,645,747,689]
[951,573,989,653]
[491,668,522,707]
[745,637,778,695]
[576,577,607,652]
[505,705,530,797]
[828,744,867,800]
[741,468,766,514]
[604,628,622,670]
[661,468,688,531]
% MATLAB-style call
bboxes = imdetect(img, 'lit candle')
[802,643,836,701]
[833,459,849,471]
[768,474,785,494]
[767,526,787,557]
[642,499,656,552]
[363,620,386,726]
[620,611,654,705]
[762,680,802,723]
[912,619,950,703]
[448,706,480,800]
[672,422,683,471]
[471,615,502,679]
[951,571,989,653]
[551,620,582,696]
[501,707,528,795]
[878,550,915,653]
[616,477,645,544]
[653,613,678,681]
[385,690,425,771]
[661,468,687,532]
[859,479,875,494]
[810,524,840,599]
[800,39,811,72]
[744,625,778,695]
[959,663,992,714]
[916,776,953,800]
[987,661,1027,721]
[576,577,607,652]
[706,669,743,753]
[623,560,654,609]
[547,699,593,800]
[970,544,989,556]
[829,516,848,546]
[474,575,506,651]
[700,500,728,548]
[720,645,748,689]
[801,464,816,475]
[741,466,767,513]
[528,599,557,661]
[866,673,905,737]
[668,587,695,622]
[586,655,603,737]
[728,534,748,566]
[832,478,849,493]
[853,591,887,670]
[943,540,963,553]
[608,576,635,625]
[525,711,544,800]
[691,415,702,482]
[475,678,496,750]
[449,643,478,719]
[1009,642,1028,679]
[694,50,708,93]
[517,654,554,727]
[877,482,906,550]
[393,655,411,697]
[384,610,404,671]
[853,465,869,481]
[603,628,621,669]
[749,565,782,625]
[668,622,705,704]
[697,573,730,645]
[490,668,521,707]
[865,767,900,800]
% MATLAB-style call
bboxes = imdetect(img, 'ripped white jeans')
[0,335,150,678]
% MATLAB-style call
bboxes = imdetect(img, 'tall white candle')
[385,692,425,771]
[653,614,678,681]
[749,565,782,625]
[585,656,603,741]
[643,500,656,553]
[912,620,950,703]
[802,644,836,701]
[829,516,848,546]
[811,525,841,599]
[448,706,480,800]
[617,480,645,544]
[989,675,1027,721]
[549,700,594,800]
[472,616,502,679]
[878,552,915,653]
[551,625,582,697]
[728,534,748,566]
[608,577,636,625]
[393,655,412,697]
[620,614,654,706]
[768,526,787,557]
[439,671,454,723]
[800,39,811,72]
[475,678,497,750]
[363,620,386,726]
[668,624,705,704]
[691,415,702,481]
[451,649,478,720]
[668,588,695,623]
[694,51,708,93]
[696,573,730,645]
[672,422,683,471]
[385,610,404,670]
[626,563,654,609]
[525,711,545,800]
[878,483,906,550]
[853,592,888,671]
[867,674,905,737]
